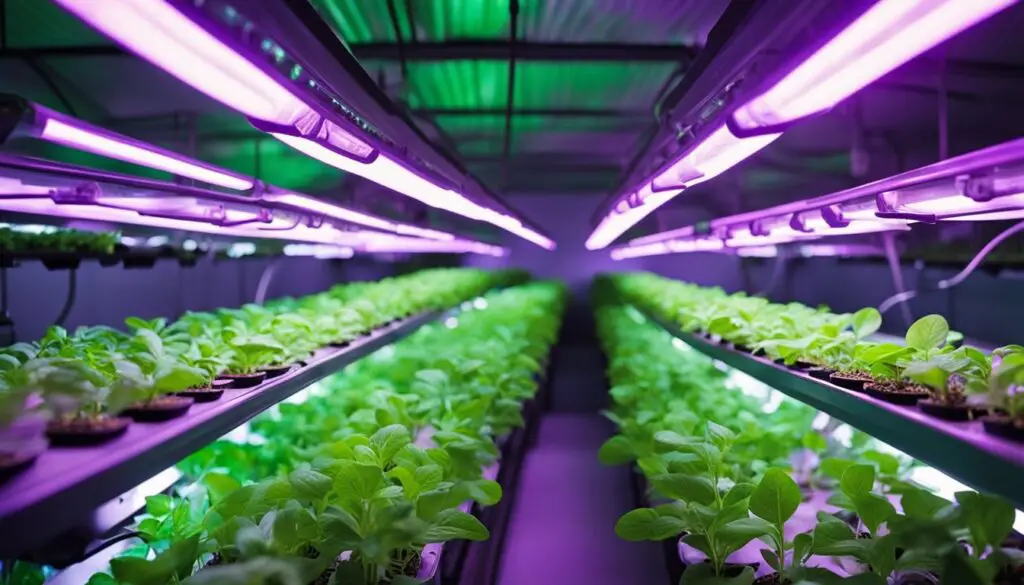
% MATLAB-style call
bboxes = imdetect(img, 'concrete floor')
[495,412,666,585]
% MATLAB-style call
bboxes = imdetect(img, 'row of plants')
[611,272,1024,443]
[52,281,564,585]
[594,284,1023,585]
[0,269,525,478]
[0,226,121,255]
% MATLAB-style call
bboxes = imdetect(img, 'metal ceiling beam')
[0,40,698,62]
[463,153,624,167]
[350,40,696,62]
[419,106,652,118]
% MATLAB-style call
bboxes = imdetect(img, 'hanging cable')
[254,259,280,304]
[879,219,1024,315]
[881,231,914,326]
[755,249,788,298]
[53,268,77,327]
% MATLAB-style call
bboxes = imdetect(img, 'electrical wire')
[254,259,280,304]
[878,219,1024,315]
[53,268,77,327]
[755,250,788,298]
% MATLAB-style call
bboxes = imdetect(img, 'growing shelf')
[640,308,1024,510]
[0,310,445,558]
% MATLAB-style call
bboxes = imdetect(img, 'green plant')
[895,316,972,403]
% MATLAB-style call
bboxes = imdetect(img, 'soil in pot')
[864,381,929,405]
[830,371,874,392]
[218,371,267,389]
[918,398,975,421]
[123,396,194,422]
[176,386,225,403]
[329,339,352,348]
[982,415,1024,443]
[681,561,760,578]
[753,574,790,585]
[0,449,40,482]
[47,416,131,446]
[788,360,818,371]
[259,363,294,379]
[807,367,836,382]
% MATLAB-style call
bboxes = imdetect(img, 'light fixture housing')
[733,0,1017,131]
[0,153,498,253]
[1,96,253,191]
[53,0,554,250]
[592,0,1014,252]
[610,138,1024,260]
[588,124,780,251]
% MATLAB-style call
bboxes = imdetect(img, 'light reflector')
[734,0,1016,129]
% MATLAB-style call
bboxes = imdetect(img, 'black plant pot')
[46,417,131,446]
[218,371,267,389]
[982,416,1024,443]
[176,386,225,403]
[123,396,194,422]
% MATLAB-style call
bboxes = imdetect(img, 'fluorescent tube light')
[587,184,682,250]
[734,0,1016,129]
[54,0,552,249]
[32,106,254,191]
[0,194,364,246]
[651,126,781,191]
[359,234,508,257]
[611,238,723,260]
[589,126,779,250]
[263,192,455,241]
[54,0,313,126]
[282,244,355,259]
[272,133,556,249]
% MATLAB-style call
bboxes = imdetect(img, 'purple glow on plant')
[39,116,254,191]
[54,0,312,126]
[734,0,1016,129]
[272,133,555,249]
[263,193,455,241]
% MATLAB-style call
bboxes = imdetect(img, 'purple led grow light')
[590,0,1014,252]
[263,193,456,241]
[620,137,1024,259]
[587,125,780,250]
[272,132,556,249]
[734,0,1017,130]
[53,0,316,127]
[358,234,508,257]
[0,154,506,254]
[53,0,554,250]
[19,103,255,191]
